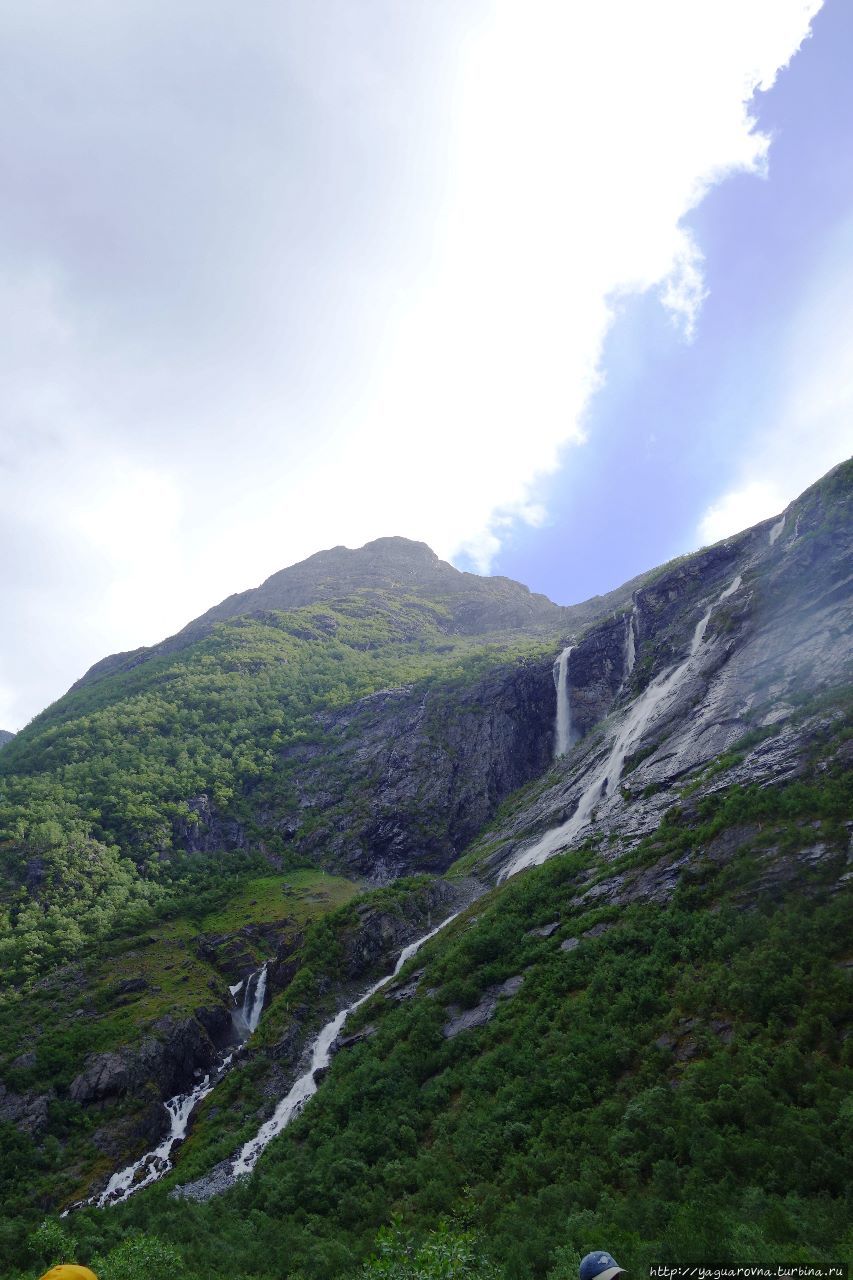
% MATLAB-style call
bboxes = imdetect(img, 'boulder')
[443,975,524,1040]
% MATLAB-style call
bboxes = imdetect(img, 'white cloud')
[659,231,709,341]
[273,0,822,571]
[0,1,824,726]
[698,481,783,544]
[698,216,853,544]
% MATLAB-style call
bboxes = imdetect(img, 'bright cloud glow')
[699,482,783,544]
[698,216,853,542]
[0,1,825,725]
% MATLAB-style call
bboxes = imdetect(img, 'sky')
[1,0,851,731]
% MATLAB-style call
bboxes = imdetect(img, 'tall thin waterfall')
[499,575,742,880]
[625,610,636,676]
[81,580,749,1208]
[240,964,267,1035]
[554,646,573,759]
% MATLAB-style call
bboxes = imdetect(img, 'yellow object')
[38,1267,100,1280]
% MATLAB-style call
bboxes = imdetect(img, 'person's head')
[579,1252,626,1280]
[38,1267,99,1280]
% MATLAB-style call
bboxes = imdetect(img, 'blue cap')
[580,1253,626,1280]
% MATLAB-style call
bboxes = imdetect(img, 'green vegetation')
[0,593,551,990]
[4,766,847,1280]
[0,863,361,1222]
[3,466,850,1278]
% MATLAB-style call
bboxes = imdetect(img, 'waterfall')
[232,913,460,1178]
[79,1065,226,1208]
[70,959,270,1211]
[78,579,748,1206]
[769,515,785,546]
[554,646,573,759]
[228,578,735,1181]
[77,906,470,1207]
[241,963,268,1035]
[499,575,742,880]
[230,964,268,1040]
[625,609,636,676]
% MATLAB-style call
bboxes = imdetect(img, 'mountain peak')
[194,533,559,634]
[262,535,445,591]
[73,535,579,691]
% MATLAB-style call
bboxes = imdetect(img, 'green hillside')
[2,473,850,1280]
[9,735,849,1279]
[0,593,551,988]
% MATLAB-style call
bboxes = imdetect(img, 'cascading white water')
[247,964,267,1031]
[82,577,746,1205]
[499,576,742,880]
[230,964,268,1040]
[71,959,270,1211]
[232,913,460,1178]
[625,609,636,676]
[769,515,785,546]
[84,1064,226,1208]
[80,911,468,1207]
[242,963,268,1035]
[553,646,573,759]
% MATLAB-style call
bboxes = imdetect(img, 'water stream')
[69,960,270,1210]
[553,646,574,758]
[499,576,741,880]
[625,609,636,676]
[232,914,460,1177]
[82,577,742,1205]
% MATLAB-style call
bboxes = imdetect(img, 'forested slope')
[13,754,851,1278]
[1,464,851,1279]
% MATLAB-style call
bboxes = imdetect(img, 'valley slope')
[2,463,851,1279]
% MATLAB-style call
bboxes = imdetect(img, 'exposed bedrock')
[484,470,853,877]
[68,1010,228,1107]
[174,658,557,879]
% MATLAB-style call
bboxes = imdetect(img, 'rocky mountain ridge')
[474,462,851,879]
[0,460,849,1253]
[174,462,851,883]
[71,535,647,691]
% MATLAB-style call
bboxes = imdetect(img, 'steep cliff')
[0,462,850,1262]
[71,536,645,690]
[471,462,852,879]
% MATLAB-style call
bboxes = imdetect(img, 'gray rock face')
[384,969,424,1003]
[567,615,632,739]
[329,1026,376,1055]
[69,1013,222,1105]
[173,793,248,856]
[341,888,454,976]
[197,918,295,982]
[0,1081,52,1134]
[527,921,560,938]
[486,463,853,878]
[168,657,561,877]
[442,975,524,1039]
[75,536,647,690]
